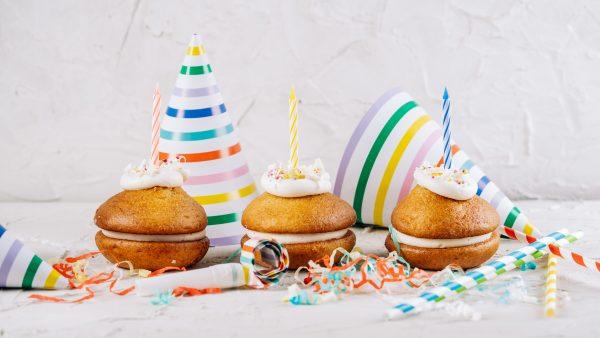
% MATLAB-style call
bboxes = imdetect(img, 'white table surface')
[0,201,599,338]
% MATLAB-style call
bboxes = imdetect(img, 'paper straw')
[151,83,162,165]
[441,87,451,169]
[544,254,557,317]
[500,226,598,272]
[387,229,579,319]
[289,86,299,169]
[136,238,288,296]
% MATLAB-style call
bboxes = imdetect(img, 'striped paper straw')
[289,86,299,169]
[544,254,558,317]
[500,226,598,272]
[441,87,452,169]
[387,229,579,319]
[151,83,162,165]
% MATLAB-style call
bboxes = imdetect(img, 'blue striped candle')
[442,88,452,169]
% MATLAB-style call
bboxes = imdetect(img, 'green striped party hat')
[334,88,541,236]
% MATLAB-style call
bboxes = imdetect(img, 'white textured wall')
[1,0,599,202]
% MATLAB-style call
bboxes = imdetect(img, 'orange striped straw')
[151,83,162,165]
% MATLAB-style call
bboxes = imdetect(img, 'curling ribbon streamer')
[334,88,540,236]
[0,224,69,289]
[136,239,288,296]
[500,226,598,272]
[158,34,257,248]
[387,229,579,319]
[544,254,557,317]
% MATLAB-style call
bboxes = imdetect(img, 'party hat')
[333,88,541,236]
[0,224,69,289]
[158,34,258,248]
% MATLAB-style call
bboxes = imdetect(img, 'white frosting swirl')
[120,158,189,190]
[413,163,477,200]
[260,159,332,197]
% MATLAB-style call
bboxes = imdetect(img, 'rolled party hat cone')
[158,34,258,248]
[0,225,68,289]
[334,88,541,236]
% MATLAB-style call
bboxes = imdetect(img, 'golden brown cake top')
[242,192,356,234]
[94,187,206,234]
[391,185,499,239]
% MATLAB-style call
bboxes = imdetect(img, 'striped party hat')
[333,88,541,236]
[0,224,69,289]
[158,34,258,249]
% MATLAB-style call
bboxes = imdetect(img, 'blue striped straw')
[442,87,452,169]
[387,229,574,320]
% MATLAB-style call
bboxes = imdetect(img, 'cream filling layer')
[101,229,206,242]
[246,229,348,244]
[391,228,492,249]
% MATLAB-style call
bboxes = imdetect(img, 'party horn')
[158,34,258,250]
[334,88,540,236]
[136,239,288,295]
[0,224,69,289]
[387,229,580,319]
[500,226,598,272]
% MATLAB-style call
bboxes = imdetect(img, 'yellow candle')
[289,86,299,169]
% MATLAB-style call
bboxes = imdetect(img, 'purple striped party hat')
[0,224,69,289]
[158,34,257,250]
[333,88,541,236]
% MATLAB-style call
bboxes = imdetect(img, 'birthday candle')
[151,83,162,165]
[442,87,452,169]
[289,87,299,169]
[387,229,580,319]
[544,254,558,317]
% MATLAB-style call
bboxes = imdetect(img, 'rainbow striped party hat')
[334,88,541,236]
[0,224,68,289]
[158,34,257,249]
